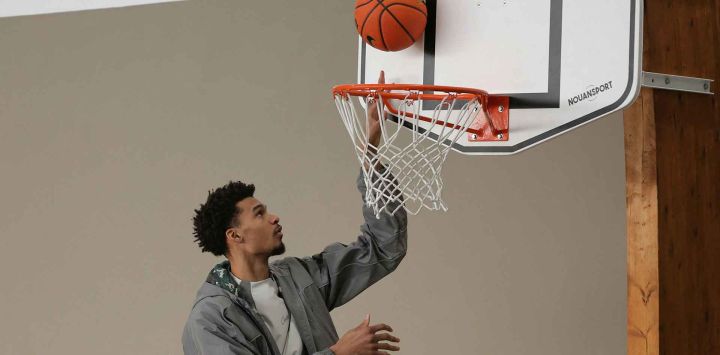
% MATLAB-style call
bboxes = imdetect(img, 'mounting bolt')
[497,133,504,139]
[704,82,710,91]
[664,77,671,85]
[471,134,478,140]
[498,105,505,113]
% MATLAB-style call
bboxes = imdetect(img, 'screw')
[664,77,671,85]
[704,82,710,91]
[498,105,505,112]
[471,134,478,140]
[497,133,504,139]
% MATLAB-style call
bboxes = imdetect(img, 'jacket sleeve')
[298,169,408,311]
[182,299,261,355]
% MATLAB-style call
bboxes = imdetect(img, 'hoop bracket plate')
[468,96,510,142]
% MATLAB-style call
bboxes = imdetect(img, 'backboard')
[358,0,644,155]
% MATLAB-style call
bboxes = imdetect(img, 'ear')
[226,228,242,242]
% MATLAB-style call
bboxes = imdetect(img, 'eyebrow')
[252,204,266,213]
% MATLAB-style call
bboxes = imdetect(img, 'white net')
[334,90,483,217]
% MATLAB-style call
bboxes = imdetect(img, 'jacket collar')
[206,260,259,308]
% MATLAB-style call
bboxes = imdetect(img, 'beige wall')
[0,0,182,18]
[0,1,626,354]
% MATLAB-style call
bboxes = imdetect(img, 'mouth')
[274,225,283,238]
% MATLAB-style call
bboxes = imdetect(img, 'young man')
[182,75,407,355]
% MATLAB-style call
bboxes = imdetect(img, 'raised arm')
[298,169,408,311]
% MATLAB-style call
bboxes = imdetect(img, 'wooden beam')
[625,88,660,355]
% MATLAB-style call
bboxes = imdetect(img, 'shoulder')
[270,255,304,272]
[187,282,237,324]
[184,293,244,341]
[271,255,322,274]
[182,290,254,351]
[270,256,320,287]
[189,294,234,319]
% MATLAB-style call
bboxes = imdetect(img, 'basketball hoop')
[332,83,509,217]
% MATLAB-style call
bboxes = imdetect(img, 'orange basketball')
[354,0,428,52]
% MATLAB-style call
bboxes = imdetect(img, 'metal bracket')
[468,96,510,142]
[642,71,714,94]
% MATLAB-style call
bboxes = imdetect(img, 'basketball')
[354,0,427,52]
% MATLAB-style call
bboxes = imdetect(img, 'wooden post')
[625,88,660,355]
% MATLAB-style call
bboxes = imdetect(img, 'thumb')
[379,70,385,84]
[363,313,370,326]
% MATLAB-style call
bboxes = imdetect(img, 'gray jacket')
[182,172,408,355]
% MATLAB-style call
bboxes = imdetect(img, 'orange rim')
[332,83,503,136]
[332,83,489,101]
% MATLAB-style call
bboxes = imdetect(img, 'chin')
[270,242,286,256]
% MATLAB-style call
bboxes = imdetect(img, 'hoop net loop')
[332,84,491,217]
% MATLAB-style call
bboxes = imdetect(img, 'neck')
[228,253,270,282]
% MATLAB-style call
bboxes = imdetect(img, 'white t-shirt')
[232,274,304,355]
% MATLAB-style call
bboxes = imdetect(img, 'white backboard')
[359,0,643,154]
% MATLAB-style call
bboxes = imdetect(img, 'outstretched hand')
[330,313,400,355]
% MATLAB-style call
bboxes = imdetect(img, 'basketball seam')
[378,7,389,50]
[355,0,374,9]
[382,4,420,42]
[360,2,384,43]
[387,3,427,17]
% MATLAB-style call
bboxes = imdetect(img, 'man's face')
[230,197,285,257]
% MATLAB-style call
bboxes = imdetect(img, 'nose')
[270,214,280,224]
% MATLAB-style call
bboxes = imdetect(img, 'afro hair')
[192,180,255,256]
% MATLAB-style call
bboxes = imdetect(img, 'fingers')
[379,70,385,85]
[362,313,371,327]
[372,333,400,343]
[371,333,400,352]
[375,342,400,351]
[368,323,393,333]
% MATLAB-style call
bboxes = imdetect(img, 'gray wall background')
[0,1,626,354]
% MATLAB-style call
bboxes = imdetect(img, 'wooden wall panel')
[631,0,720,353]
